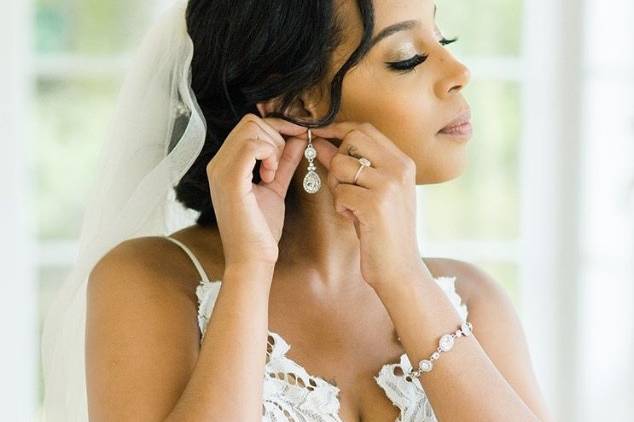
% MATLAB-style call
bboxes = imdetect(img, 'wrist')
[224,261,276,280]
[370,261,432,294]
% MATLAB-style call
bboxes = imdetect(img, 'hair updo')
[175,0,375,227]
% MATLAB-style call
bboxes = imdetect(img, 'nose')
[434,52,471,99]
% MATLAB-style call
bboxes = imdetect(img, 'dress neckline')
[195,275,469,400]
[266,327,342,392]
[169,235,469,420]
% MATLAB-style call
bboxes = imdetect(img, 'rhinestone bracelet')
[407,320,473,377]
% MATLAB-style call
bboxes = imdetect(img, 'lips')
[438,109,472,134]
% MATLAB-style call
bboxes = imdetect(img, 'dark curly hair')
[175,0,376,227]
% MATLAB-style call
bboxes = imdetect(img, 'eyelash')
[385,35,459,73]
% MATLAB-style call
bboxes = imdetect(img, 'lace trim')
[373,276,468,422]
[433,276,469,321]
[195,280,343,421]
[195,279,221,338]
[263,332,342,420]
[195,275,468,422]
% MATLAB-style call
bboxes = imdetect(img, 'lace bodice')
[166,236,469,422]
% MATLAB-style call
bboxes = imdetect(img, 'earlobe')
[255,103,265,117]
[299,85,326,121]
[256,99,278,118]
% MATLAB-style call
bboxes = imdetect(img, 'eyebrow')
[369,4,437,49]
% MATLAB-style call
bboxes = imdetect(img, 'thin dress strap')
[164,236,210,283]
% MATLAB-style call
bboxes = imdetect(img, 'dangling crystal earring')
[302,128,321,194]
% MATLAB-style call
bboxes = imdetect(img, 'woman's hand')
[311,122,425,288]
[206,114,307,268]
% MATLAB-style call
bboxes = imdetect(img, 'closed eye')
[385,35,459,73]
[385,54,429,72]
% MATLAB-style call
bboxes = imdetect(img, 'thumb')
[270,136,307,197]
[311,137,339,171]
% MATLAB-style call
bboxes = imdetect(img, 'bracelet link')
[407,320,473,379]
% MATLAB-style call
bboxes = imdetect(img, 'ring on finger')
[352,157,372,185]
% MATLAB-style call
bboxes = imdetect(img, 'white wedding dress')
[165,235,469,422]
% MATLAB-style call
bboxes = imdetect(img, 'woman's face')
[313,0,472,184]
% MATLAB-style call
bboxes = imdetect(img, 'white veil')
[39,0,206,419]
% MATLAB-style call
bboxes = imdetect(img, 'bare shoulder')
[423,257,554,421]
[85,236,206,421]
[421,256,497,308]
[88,235,206,301]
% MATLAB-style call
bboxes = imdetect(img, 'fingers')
[309,121,359,141]
[240,114,308,180]
[311,126,387,172]
[209,113,309,198]
[248,137,280,184]
[261,116,308,138]
[249,117,309,189]
[333,183,364,239]
[268,136,308,197]
[243,114,307,149]
[311,121,403,162]
[234,114,310,196]
[311,137,339,171]
[311,131,383,192]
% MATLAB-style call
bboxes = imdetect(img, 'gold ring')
[352,157,371,185]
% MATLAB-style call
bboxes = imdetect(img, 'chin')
[415,152,468,185]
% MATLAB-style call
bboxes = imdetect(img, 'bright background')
[2,0,633,420]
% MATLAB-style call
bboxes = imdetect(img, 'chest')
[194,269,468,421]
[262,325,438,422]
[265,292,435,422]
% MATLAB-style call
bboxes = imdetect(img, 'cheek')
[340,70,436,137]
[340,71,438,152]
[338,71,467,184]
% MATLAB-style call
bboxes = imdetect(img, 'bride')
[41,0,554,421]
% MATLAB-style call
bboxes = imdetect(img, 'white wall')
[0,0,37,419]
[578,0,634,420]
[520,0,634,420]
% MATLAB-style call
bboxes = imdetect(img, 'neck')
[277,157,365,295]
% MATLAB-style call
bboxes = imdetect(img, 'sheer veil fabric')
[40,0,207,419]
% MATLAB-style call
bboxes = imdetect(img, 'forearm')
[165,263,274,422]
[372,267,540,422]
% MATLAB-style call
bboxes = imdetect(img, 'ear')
[255,97,282,118]
[256,85,323,121]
